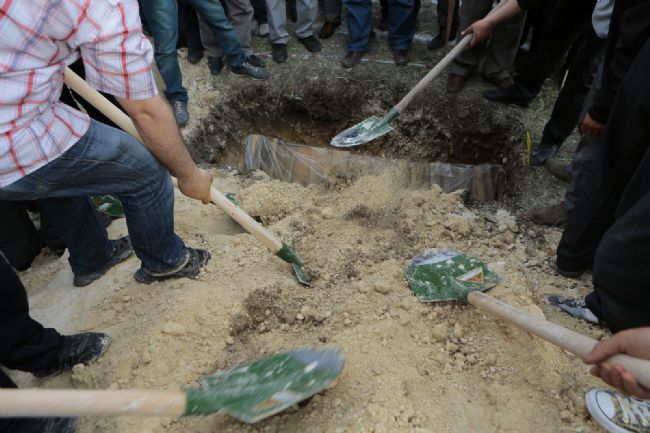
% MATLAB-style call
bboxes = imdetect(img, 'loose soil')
[12,4,605,433]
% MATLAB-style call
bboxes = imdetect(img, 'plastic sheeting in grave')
[244,135,505,202]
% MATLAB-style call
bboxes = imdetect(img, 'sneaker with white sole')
[586,389,650,433]
[546,295,599,324]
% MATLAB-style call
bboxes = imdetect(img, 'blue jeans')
[139,0,246,102]
[0,120,187,277]
[344,0,418,51]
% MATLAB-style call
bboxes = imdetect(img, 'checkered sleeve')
[78,0,158,100]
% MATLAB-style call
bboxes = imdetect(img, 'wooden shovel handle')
[0,389,186,417]
[393,34,471,114]
[63,67,283,254]
[468,291,650,389]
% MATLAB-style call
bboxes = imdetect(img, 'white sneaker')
[586,389,650,433]
[258,23,269,37]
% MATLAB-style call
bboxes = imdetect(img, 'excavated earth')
[12,6,605,433]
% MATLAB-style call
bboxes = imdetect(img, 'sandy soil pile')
[14,167,606,433]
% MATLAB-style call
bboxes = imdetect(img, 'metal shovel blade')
[330,116,394,148]
[405,249,502,302]
[186,347,344,423]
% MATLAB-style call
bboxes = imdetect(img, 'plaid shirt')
[0,0,158,188]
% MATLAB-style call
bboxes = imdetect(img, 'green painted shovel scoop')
[406,249,502,302]
[331,35,473,148]
[0,347,344,423]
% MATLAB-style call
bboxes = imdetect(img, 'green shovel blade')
[330,116,394,148]
[405,249,502,302]
[185,347,344,423]
[92,195,124,218]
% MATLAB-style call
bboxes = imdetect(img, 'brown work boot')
[484,76,514,89]
[447,73,466,93]
[341,51,363,69]
[393,49,410,66]
[545,159,572,183]
[529,202,568,226]
[319,21,340,39]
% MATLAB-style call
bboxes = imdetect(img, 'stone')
[321,207,334,219]
[445,214,472,237]
[430,324,448,342]
[161,322,185,336]
[225,336,235,345]
[373,282,392,294]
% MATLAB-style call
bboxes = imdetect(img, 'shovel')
[63,67,310,286]
[0,347,344,423]
[330,34,473,148]
[406,249,650,389]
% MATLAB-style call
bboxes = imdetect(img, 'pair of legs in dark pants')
[538,28,604,150]
[557,39,650,331]
[0,257,62,432]
[0,120,188,278]
[344,0,419,51]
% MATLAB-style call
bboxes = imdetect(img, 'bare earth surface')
[12,5,608,433]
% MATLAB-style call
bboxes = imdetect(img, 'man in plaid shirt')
[0,1,217,430]
[0,0,215,283]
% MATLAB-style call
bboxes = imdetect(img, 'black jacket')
[589,0,650,123]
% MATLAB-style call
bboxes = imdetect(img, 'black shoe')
[531,142,560,166]
[134,247,211,284]
[555,264,587,279]
[207,56,224,75]
[171,100,190,126]
[73,236,133,287]
[247,54,266,67]
[230,60,270,80]
[546,296,599,324]
[187,50,203,65]
[393,49,409,66]
[31,333,112,378]
[271,43,288,63]
[10,417,78,433]
[528,202,567,226]
[545,159,572,183]
[483,84,534,108]
[427,33,445,50]
[298,35,321,53]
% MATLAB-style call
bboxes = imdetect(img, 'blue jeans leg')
[0,120,187,276]
[139,0,188,103]
[344,0,371,52]
[388,0,418,50]
[189,0,247,67]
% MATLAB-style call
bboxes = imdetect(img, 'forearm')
[485,0,524,27]
[116,95,198,180]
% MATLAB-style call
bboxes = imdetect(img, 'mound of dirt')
[16,168,605,433]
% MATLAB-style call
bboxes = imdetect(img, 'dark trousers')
[252,0,268,24]
[539,28,605,148]
[0,257,61,432]
[557,39,650,330]
[178,0,205,55]
[0,202,43,271]
[436,0,459,37]
[515,0,596,95]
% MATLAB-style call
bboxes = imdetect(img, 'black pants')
[539,28,604,148]
[178,0,205,54]
[558,39,650,331]
[0,257,62,431]
[515,0,596,95]
[251,0,267,25]
[436,0,459,37]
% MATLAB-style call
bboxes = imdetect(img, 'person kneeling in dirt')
[0,257,110,433]
[581,328,650,433]
[0,0,212,287]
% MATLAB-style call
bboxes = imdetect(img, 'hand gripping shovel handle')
[468,292,650,389]
[0,389,187,417]
[63,67,283,254]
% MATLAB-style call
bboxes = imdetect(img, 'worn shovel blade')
[405,249,502,302]
[187,347,344,423]
[292,264,311,287]
[330,116,394,148]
